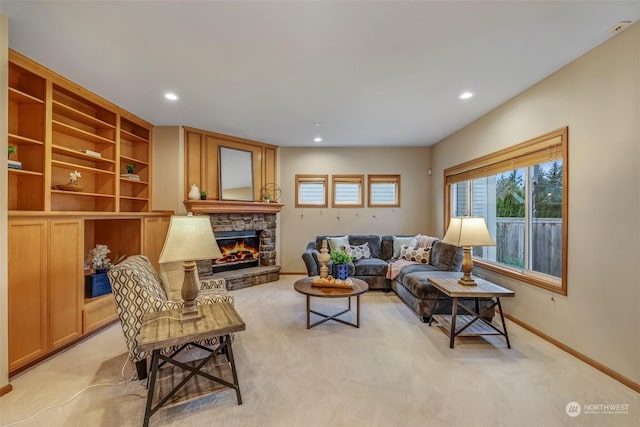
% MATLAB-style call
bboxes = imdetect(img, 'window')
[295,175,328,208]
[368,175,400,207]
[445,128,568,294]
[332,175,364,207]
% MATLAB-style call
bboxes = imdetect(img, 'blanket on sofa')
[386,259,419,280]
[386,235,439,280]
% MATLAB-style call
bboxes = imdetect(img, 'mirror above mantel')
[219,146,254,201]
[184,126,278,205]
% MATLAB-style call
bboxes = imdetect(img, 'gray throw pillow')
[346,242,371,260]
[392,235,418,258]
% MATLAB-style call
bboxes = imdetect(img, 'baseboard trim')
[0,383,12,396]
[504,313,640,393]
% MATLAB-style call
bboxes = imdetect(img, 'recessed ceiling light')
[314,123,321,126]
[459,92,473,100]
[164,92,178,101]
[313,137,323,142]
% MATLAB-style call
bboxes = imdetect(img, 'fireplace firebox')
[213,230,260,273]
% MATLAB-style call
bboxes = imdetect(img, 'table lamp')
[158,214,221,321]
[441,217,495,286]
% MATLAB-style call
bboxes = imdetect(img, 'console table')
[138,302,246,426]
[428,277,514,348]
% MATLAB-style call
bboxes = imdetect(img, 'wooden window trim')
[295,174,328,208]
[443,127,568,295]
[331,174,364,208]
[368,174,401,207]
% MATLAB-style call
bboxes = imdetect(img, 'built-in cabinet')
[5,50,170,374]
[7,218,82,372]
[7,50,152,213]
[8,213,171,373]
[184,127,278,202]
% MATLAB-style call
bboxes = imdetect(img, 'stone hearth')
[197,211,280,290]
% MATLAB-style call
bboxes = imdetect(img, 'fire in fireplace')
[213,230,260,273]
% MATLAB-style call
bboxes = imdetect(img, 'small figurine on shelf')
[70,170,81,184]
[57,170,83,192]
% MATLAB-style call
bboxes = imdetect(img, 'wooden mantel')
[184,200,284,214]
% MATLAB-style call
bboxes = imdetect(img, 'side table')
[428,277,514,348]
[138,302,246,427]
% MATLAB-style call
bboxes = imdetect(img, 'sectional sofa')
[302,234,495,322]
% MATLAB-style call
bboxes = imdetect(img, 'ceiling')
[2,1,639,148]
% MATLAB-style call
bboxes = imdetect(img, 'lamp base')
[458,276,478,286]
[180,260,202,322]
[459,246,478,286]
[180,306,201,323]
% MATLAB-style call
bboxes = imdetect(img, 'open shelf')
[8,133,44,146]
[9,87,44,104]
[53,100,116,131]
[8,51,153,215]
[52,159,116,176]
[8,168,43,177]
[53,120,116,146]
[52,145,116,166]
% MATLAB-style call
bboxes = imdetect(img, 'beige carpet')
[1,276,638,427]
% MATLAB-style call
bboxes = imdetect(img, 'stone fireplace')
[188,200,282,290]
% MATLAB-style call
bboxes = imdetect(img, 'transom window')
[295,174,328,208]
[332,175,364,207]
[368,175,400,207]
[445,128,568,294]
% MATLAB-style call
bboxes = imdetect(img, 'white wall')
[431,23,640,385]
[279,146,433,273]
[1,13,10,392]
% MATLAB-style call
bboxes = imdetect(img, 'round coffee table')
[294,277,369,329]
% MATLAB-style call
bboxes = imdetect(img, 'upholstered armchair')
[107,255,233,379]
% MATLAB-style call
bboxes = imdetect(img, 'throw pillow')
[401,245,430,264]
[327,235,349,252]
[392,235,418,258]
[346,242,371,260]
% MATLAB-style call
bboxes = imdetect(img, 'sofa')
[302,234,495,322]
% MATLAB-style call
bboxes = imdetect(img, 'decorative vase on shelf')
[188,184,201,200]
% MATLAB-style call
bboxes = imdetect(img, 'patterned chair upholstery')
[107,255,233,379]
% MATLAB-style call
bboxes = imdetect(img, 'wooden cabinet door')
[142,216,171,271]
[48,219,83,349]
[8,219,48,372]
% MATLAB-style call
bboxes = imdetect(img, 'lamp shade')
[158,215,222,263]
[442,217,495,247]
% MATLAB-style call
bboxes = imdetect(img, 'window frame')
[295,174,328,208]
[331,174,364,208]
[444,127,568,295]
[368,174,401,207]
